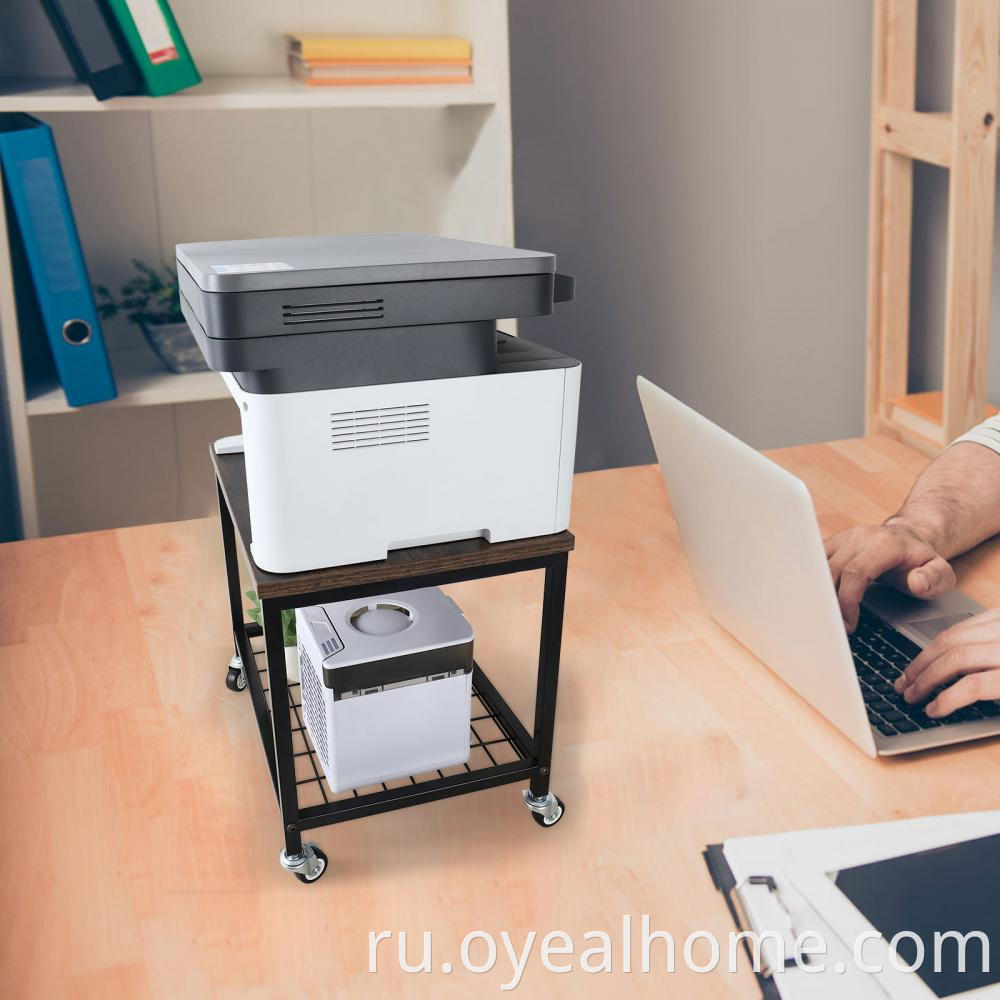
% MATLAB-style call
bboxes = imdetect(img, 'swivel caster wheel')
[225,655,247,692]
[523,789,565,828]
[280,842,328,884]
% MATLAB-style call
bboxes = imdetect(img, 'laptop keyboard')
[851,607,1000,737]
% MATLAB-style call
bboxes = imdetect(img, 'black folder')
[40,0,140,100]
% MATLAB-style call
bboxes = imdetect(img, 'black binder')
[704,845,782,1000]
[40,0,140,101]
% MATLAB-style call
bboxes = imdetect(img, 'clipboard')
[704,844,783,1000]
[706,816,1000,1000]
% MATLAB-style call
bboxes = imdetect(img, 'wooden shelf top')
[0,75,497,112]
[25,348,228,417]
[213,448,575,599]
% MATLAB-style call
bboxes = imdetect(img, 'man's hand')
[894,609,1000,717]
[824,520,956,632]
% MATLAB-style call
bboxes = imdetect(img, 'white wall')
[509,0,873,470]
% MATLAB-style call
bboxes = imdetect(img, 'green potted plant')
[246,590,299,682]
[95,260,208,374]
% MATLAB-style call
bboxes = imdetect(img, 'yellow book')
[288,34,471,63]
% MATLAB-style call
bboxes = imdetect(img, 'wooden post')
[941,0,1000,443]
[865,0,1000,454]
[865,0,918,436]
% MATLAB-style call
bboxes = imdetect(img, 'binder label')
[20,157,81,293]
[125,0,179,64]
[212,262,294,275]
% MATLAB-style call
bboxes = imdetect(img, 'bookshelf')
[0,0,514,538]
[23,348,228,416]
[0,75,499,112]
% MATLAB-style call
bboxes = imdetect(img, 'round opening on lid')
[349,602,413,636]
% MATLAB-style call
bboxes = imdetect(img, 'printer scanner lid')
[176,233,554,293]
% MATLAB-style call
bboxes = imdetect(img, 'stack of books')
[287,34,472,87]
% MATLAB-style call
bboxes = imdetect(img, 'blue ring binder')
[0,114,116,407]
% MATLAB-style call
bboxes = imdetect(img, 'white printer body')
[227,340,579,571]
[177,234,580,573]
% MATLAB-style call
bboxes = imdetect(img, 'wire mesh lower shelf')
[252,648,532,813]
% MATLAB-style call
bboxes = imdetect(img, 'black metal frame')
[217,479,568,858]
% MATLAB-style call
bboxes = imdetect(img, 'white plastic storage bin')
[296,587,474,792]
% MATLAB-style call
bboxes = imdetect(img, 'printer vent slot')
[282,298,384,326]
[330,404,430,451]
[299,647,330,771]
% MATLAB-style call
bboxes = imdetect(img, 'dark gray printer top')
[176,233,554,293]
[176,232,575,393]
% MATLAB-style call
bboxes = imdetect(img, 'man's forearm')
[889,441,1000,559]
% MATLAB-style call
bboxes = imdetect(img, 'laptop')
[637,375,1000,757]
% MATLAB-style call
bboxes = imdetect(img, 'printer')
[177,233,580,573]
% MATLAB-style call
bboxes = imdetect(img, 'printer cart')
[213,449,573,884]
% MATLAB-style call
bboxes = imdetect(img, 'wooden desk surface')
[2,436,999,998]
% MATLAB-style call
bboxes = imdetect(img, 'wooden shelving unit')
[866,0,1000,455]
[0,0,514,538]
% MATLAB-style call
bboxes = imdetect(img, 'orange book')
[289,55,472,86]
[288,34,471,62]
[301,75,473,87]
[302,58,472,67]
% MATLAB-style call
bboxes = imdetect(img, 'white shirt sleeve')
[952,414,1000,455]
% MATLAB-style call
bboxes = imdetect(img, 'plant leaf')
[282,609,297,647]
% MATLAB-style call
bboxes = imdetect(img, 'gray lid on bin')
[176,233,554,293]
